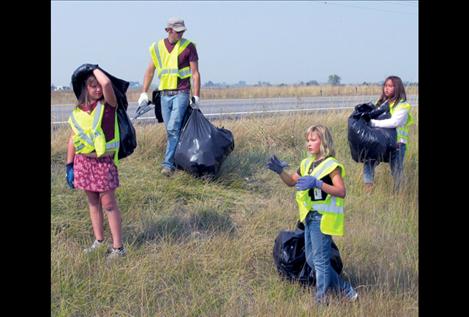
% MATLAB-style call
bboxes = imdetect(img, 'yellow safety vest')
[389,99,414,144]
[295,156,346,236]
[68,101,120,164]
[149,38,193,90]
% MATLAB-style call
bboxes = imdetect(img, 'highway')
[51,94,418,125]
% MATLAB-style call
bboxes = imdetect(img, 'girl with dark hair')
[363,75,414,192]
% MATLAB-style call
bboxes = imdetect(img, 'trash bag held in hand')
[273,229,343,286]
[152,90,164,123]
[348,102,396,163]
[101,69,137,160]
[71,65,137,160]
[174,106,234,178]
[116,106,137,159]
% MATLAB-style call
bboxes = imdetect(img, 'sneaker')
[107,247,126,260]
[161,167,174,177]
[83,239,105,254]
[344,287,358,302]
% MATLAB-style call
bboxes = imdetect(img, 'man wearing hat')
[138,17,200,177]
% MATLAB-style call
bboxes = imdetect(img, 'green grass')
[51,109,418,316]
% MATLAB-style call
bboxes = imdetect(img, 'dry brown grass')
[51,84,419,105]
[51,109,418,316]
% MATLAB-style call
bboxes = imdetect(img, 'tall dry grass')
[51,108,418,316]
[51,84,418,105]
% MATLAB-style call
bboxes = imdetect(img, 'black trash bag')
[348,102,396,163]
[181,102,193,129]
[101,69,137,160]
[71,63,99,100]
[174,107,234,178]
[152,90,164,123]
[273,229,343,286]
[116,105,137,160]
[369,101,391,120]
[70,64,137,160]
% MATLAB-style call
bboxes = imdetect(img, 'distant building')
[55,86,71,91]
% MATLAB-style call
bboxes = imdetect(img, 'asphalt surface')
[51,94,418,125]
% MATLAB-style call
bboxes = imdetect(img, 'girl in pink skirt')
[66,64,126,260]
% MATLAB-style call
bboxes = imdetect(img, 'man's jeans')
[160,92,190,170]
[304,211,355,302]
[363,143,406,190]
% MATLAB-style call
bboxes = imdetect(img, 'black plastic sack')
[273,229,343,286]
[70,64,137,160]
[71,64,99,100]
[116,106,137,160]
[348,102,396,163]
[101,69,137,160]
[174,107,234,178]
[152,90,164,123]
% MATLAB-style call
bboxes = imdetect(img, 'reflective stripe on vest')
[106,141,119,150]
[312,196,343,214]
[68,102,120,160]
[69,101,105,155]
[295,156,345,236]
[178,67,192,78]
[178,38,190,53]
[70,113,94,147]
[390,100,414,144]
[311,159,339,179]
[152,43,163,69]
[110,112,120,165]
[149,38,193,90]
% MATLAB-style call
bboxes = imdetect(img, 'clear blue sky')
[51,1,418,87]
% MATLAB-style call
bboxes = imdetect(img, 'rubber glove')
[190,96,200,109]
[295,175,323,191]
[138,92,149,107]
[266,155,289,174]
[66,162,74,189]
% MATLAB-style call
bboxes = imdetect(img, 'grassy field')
[51,84,418,105]
[51,108,418,316]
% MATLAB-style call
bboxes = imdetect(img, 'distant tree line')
[52,74,418,91]
[203,79,321,88]
[203,75,418,88]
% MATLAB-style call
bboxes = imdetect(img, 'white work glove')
[138,92,149,106]
[190,96,200,109]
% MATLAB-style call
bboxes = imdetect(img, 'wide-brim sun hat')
[165,17,186,32]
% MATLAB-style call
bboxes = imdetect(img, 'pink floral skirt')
[73,154,119,192]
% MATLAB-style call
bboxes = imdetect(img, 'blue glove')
[66,163,75,189]
[295,176,323,191]
[266,155,289,174]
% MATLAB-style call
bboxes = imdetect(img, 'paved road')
[51,94,418,124]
